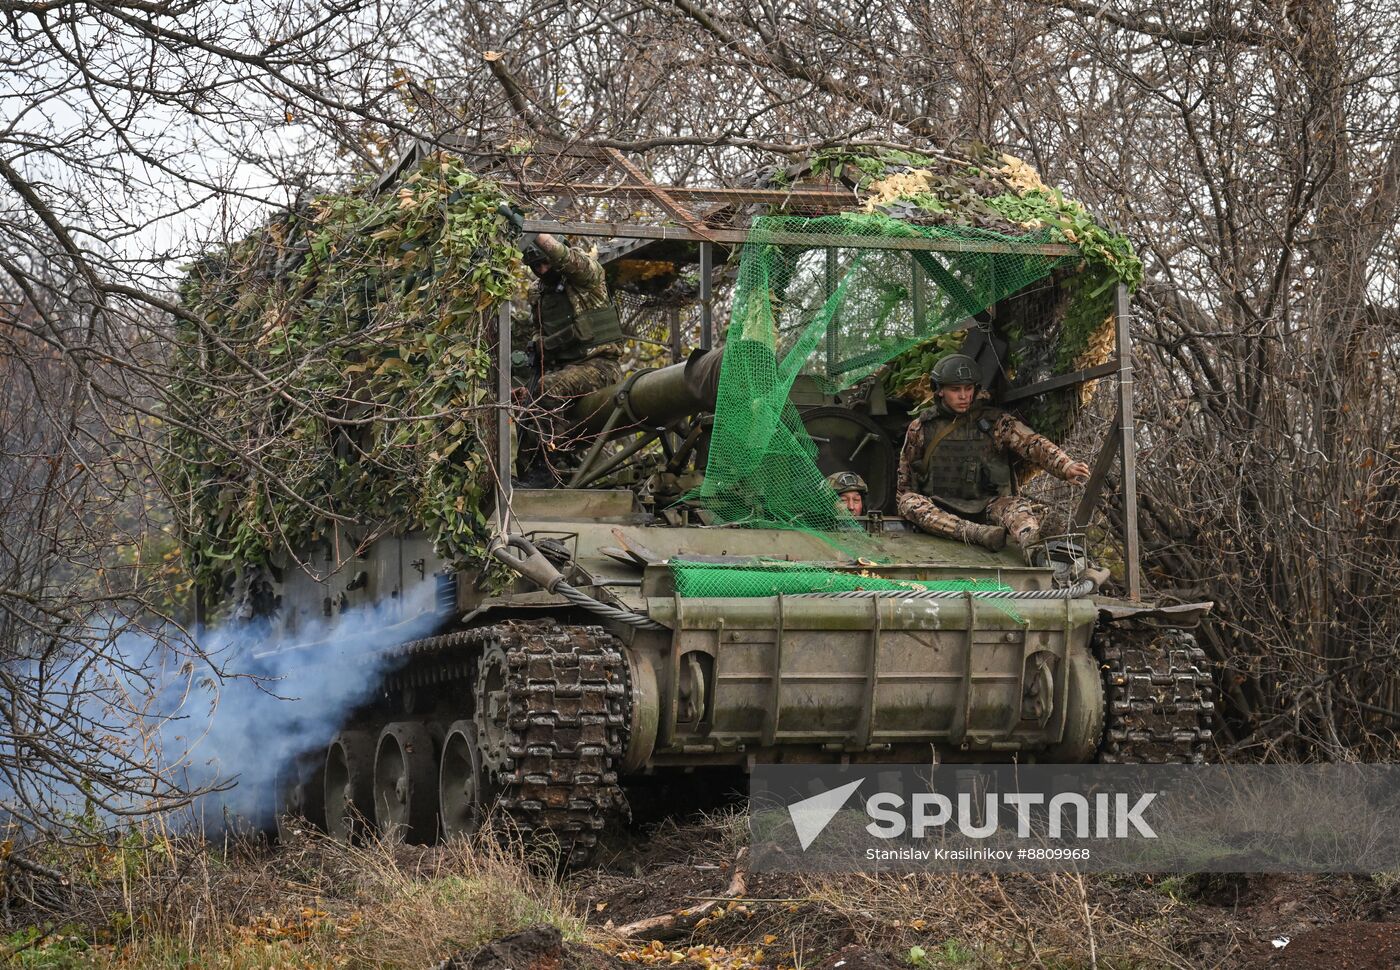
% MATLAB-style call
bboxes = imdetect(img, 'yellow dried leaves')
[605,938,773,970]
[611,258,679,285]
[238,907,336,945]
[1071,310,1117,408]
[860,169,936,211]
[998,153,1051,195]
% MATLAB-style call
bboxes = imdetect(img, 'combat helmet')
[930,353,981,389]
[826,471,867,495]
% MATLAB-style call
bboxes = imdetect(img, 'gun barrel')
[569,348,723,438]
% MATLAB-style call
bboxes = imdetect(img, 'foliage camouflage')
[771,147,1142,440]
[163,154,519,591]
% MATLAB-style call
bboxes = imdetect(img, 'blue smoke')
[0,582,444,836]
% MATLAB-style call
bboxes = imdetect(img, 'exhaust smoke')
[0,580,444,837]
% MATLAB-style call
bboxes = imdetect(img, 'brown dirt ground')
[566,810,1400,969]
[1242,922,1400,970]
[435,924,719,970]
[436,925,603,970]
[812,945,907,970]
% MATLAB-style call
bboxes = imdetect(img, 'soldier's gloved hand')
[496,202,526,236]
[1065,461,1091,485]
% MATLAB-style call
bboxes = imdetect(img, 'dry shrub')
[326,823,586,967]
[3,820,580,969]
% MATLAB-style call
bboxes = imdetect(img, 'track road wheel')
[374,722,439,843]
[275,753,326,842]
[324,730,375,843]
[1041,647,1105,763]
[473,643,511,775]
[440,720,493,839]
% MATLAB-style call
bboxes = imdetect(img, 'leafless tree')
[0,0,421,832]
[1013,1,1400,757]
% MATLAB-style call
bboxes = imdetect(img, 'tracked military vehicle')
[252,341,1213,859]
[193,148,1215,859]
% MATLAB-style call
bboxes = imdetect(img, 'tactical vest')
[912,403,1013,516]
[536,283,624,365]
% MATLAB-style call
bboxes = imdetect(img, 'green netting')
[670,559,1013,598]
[694,212,1069,537]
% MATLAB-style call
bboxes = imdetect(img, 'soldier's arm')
[895,419,922,496]
[535,233,606,292]
[895,420,926,521]
[989,412,1089,482]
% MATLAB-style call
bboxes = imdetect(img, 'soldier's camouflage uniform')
[895,399,1081,544]
[514,235,622,476]
[516,234,623,399]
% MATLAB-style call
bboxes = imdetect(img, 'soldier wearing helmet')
[513,232,626,485]
[895,353,1091,552]
[826,471,867,516]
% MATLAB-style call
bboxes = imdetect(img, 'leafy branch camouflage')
[163,154,521,595]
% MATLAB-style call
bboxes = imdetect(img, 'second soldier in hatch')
[514,232,626,485]
[827,471,867,517]
[896,354,1091,553]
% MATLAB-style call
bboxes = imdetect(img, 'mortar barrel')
[569,348,723,439]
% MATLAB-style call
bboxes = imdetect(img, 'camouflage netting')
[693,147,1142,540]
[163,154,521,591]
[671,559,1011,598]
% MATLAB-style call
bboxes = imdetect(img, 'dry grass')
[789,870,1196,969]
[6,808,1397,970]
[1,820,583,969]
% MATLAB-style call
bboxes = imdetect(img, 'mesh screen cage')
[691,212,1072,546]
